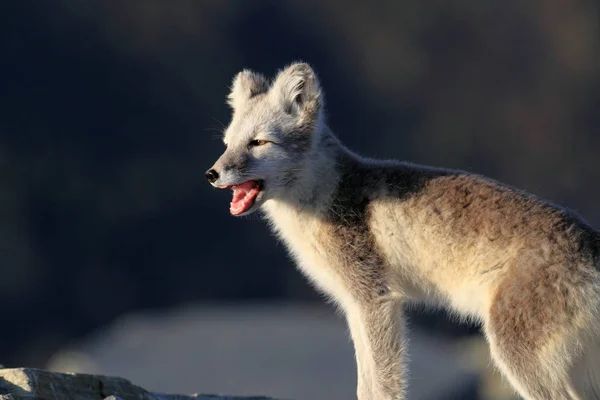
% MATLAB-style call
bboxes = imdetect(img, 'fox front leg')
[345,299,407,400]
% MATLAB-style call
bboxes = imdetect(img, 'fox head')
[206,63,325,216]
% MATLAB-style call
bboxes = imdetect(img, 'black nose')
[205,169,219,183]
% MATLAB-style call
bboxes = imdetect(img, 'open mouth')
[223,180,263,216]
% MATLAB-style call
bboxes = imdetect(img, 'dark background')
[1,0,600,369]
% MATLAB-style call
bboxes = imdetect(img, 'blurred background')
[1,0,600,399]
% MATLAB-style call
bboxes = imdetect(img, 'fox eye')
[248,139,269,147]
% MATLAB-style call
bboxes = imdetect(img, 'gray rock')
[0,368,278,400]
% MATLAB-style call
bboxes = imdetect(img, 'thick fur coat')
[207,63,600,400]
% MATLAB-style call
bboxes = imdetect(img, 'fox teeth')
[228,180,262,215]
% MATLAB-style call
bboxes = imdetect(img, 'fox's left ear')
[270,63,323,123]
[227,70,269,110]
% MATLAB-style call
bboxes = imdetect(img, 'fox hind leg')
[487,332,583,400]
[486,329,600,400]
[485,264,600,400]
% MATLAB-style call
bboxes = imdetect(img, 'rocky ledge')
[0,368,278,400]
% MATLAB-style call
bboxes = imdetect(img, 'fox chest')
[268,212,355,303]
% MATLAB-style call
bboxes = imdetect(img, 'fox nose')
[205,168,219,183]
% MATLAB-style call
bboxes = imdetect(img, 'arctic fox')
[206,63,600,400]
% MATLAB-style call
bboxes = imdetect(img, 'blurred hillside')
[1,0,599,369]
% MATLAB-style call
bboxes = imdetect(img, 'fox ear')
[271,63,323,120]
[227,70,269,109]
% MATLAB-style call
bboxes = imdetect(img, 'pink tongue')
[230,181,260,215]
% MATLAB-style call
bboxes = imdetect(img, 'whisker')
[202,127,225,134]
[211,116,227,130]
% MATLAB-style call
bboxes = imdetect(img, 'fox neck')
[264,126,352,215]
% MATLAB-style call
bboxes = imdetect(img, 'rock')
[0,368,278,400]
